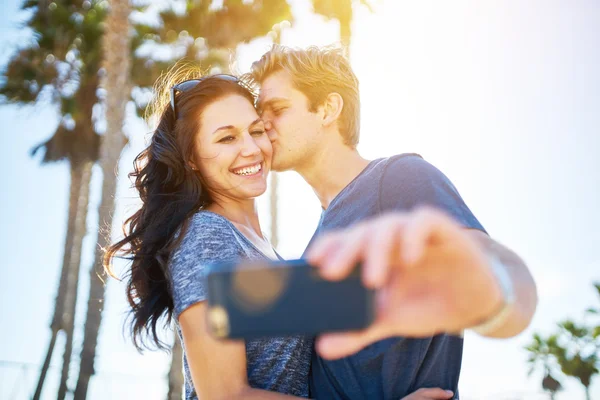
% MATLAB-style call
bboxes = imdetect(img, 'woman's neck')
[206,196,263,238]
[206,194,278,260]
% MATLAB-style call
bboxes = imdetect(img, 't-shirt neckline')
[323,158,382,213]
[199,210,282,261]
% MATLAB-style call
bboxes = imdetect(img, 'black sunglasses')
[170,74,239,119]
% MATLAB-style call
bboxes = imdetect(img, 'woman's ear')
[188,160,199,171]
[322,92,344,127]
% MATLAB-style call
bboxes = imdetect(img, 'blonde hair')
[144,61,207,129]
[246,45,360,148]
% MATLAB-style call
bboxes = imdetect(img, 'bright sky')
[1,1,599,399]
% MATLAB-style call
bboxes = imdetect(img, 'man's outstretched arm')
[307,207,538,359]
[465,228,537,338]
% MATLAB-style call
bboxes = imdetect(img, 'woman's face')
[194,94,272,201]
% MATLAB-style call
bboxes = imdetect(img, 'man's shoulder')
[377,153,463,212]
[330,153,432,205]
[387,152,424,163]
[381,152,430,174]
[379,153,450,185]
[352,153,422,180]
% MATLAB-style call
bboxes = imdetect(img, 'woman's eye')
[273,108,285,116]
[251,129,265,136]
[218,135,235,143]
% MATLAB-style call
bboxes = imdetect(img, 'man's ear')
[321,92,344,127]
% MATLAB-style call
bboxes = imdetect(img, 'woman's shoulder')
[189,209,231,227]
[174,210,242,262]
[185,210,239,238]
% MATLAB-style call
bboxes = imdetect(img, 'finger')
[414,388,454,399]
[306,232,344,265]
[363,216,406,288]
[401,207,458,266]
[319,225,371,280]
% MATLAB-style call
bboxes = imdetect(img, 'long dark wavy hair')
[104,64,256,350]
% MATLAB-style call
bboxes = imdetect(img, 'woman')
[104,66,311,399]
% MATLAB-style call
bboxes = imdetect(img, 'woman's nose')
[240,134,261,157]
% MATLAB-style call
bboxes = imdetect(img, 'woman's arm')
[179,301,305,400]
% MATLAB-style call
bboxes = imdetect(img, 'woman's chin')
[238,183,268,199]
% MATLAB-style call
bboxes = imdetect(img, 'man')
[247,45,537,399]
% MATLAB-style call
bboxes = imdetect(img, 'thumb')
[315,331,371,359]
[411,388,454,399]
[316,324,390,360]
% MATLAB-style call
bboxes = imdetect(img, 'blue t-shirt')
[169,211,312,399]
[306,154,485,400]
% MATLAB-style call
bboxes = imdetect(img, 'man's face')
[258,70,323,172]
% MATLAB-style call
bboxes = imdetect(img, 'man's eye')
[251,130,265,136]
[273,108,285,115]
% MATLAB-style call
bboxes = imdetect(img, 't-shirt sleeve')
[379,155,486,232]
[169,214,244,319]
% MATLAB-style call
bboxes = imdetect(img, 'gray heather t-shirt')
[307,154,486,400]
[169,211,312,399]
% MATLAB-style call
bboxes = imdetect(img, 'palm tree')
[585,282,600,342]
[312,0,374,57]
[73,0,131,396]
[525,333,563,399]
[73,1,294,398]
[2,0,294,396]
[0,1,104,398]
[55,70,104,400]
[2,2,170,397]
[552,320,599,400]
[167,338,184,400]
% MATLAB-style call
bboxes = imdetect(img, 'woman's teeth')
[233,163,262,176]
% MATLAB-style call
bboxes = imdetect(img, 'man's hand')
[307,207,505,359]
[401,388,455,400]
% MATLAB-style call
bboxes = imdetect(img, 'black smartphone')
[205,259,375,339]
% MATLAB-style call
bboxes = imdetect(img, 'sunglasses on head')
[170,74,239,119]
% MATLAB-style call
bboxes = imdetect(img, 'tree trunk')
[33,161,89,400]
[73,0,131,397]
[57,161,93,400]
[167,338,184,400]
[585,386,590,400]
[338,0,352,59]
[269,172,279,249]
[32,325,58,400]
[340,18,351,58]
[268,27,285,252]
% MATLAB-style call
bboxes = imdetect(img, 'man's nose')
[264,120,277,143]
